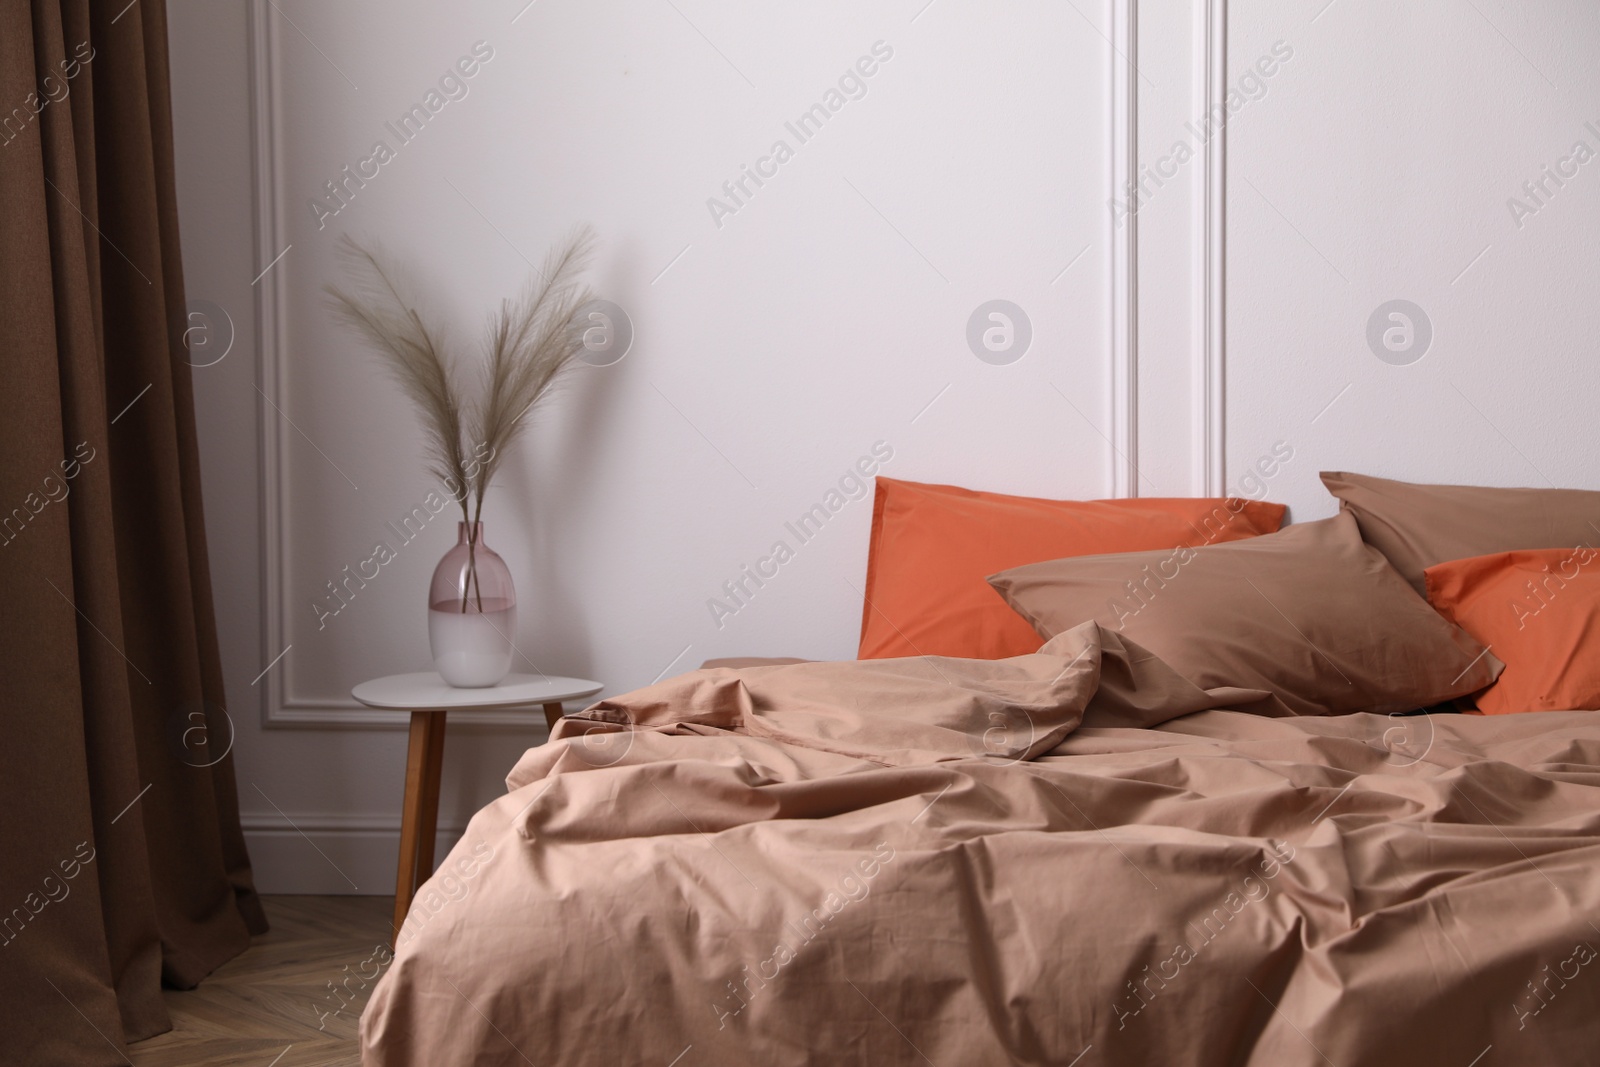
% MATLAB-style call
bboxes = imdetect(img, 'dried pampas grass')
[326,228,595,512]
[471,230,594,526]
[326,227,597,609]
[326,239,470,513]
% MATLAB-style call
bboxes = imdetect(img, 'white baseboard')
[243,812,467,895]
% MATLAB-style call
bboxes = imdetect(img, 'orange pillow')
[1425,548,1600,714]
[858,477,1287,660]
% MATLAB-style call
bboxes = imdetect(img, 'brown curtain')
[0,1,266,1062]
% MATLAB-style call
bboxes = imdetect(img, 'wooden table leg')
[393,710,447,941]
[415,711,446,877]
[542,701,564,732]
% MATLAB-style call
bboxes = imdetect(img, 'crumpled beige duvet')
[361,623,1600,1065]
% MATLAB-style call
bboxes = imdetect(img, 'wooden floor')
[130,895,393,1067]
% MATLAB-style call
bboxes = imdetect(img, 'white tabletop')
[350,673,603,712]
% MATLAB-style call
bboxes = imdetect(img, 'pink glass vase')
[428,522,516,687]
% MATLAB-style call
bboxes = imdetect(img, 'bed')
[359,622,1600,1065]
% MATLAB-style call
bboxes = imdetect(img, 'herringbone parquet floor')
[129,895,392,1067]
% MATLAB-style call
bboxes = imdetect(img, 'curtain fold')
[0,1,265,1062]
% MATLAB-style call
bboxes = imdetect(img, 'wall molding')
[243,811,471,895]
[1109,0,1139,498]
[1192,0,1227,495]
[242,811,469,834]
[249,0,299,729]
[248,1,1155,722]
[247,2,554,731]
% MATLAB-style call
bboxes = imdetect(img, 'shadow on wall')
[504,238,643,688]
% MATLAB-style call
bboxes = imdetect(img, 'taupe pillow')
[1321,471,1600,595]
[987,512,1501,717]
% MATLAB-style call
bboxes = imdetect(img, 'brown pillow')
[987,512,1501,716]
[1321,470,1600,595]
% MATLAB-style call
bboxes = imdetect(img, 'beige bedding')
[361,623,1600,1065]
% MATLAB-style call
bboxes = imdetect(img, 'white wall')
[169,0,1118,892]
[169,0,1600,893]
[1226,0,1600,516]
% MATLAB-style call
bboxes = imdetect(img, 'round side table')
[350,672,603,938]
